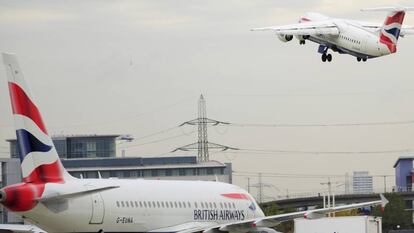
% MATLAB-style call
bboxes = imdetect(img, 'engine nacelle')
[303,211,325,219]
[277,34,293,42]
[295,35,310,41]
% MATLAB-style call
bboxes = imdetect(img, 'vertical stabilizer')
[2,53,72,183]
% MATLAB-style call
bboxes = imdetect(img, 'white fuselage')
[302,13,390,58]
[19,179,264,233]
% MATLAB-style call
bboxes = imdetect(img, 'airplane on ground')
[252,6,414,62]
[0,53,388,233]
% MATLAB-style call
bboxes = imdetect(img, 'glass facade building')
[8,135,118,159]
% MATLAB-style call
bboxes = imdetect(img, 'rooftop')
[393,156,414,168]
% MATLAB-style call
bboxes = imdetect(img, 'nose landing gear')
[357,57,367,62]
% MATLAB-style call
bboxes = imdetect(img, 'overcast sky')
[1,0,414,200]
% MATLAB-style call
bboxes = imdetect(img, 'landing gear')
[357,57,367,62]
[357,57,361,62]
[321,53,332,62]
[299,40,306,45]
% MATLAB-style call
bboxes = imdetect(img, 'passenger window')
[144,202,147,208]
[148,202,152,208]
[174,202,178,208]
[232,203,236,208]
[213,203,217,208]
[130,201,134,207]
[209,202,213,209]
[170,201,173,207]
[126,201,129,207]
[121,201,125,207]
[116,201,120,208]
[183,202,186,208]
[157,201,160,208]
[179,202,182,208]
[135,201,138,207]
[152,201,156,208]
[195,202,198,208]
[188,202,191,208]
[201,202,204,208]
[161,202,165,208]
[220,203,223,208]
[224,203,227,209]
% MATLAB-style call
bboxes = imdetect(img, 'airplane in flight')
[0,53,388,233]
[252,6,414,62]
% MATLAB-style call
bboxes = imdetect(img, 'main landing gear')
[321,53,332,62]
[357,57,367,62]
[299,40,306,45]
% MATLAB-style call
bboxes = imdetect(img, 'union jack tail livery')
[3,53,72,184]
[379,11,406,53]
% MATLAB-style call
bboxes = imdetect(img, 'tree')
[373,193,412,233]
[262,203,294,233]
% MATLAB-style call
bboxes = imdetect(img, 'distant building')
[394,157,414,192]
[352,171,373,194]
[8,134,119,159]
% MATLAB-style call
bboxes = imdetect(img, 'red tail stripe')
[384,12,405,25]
[22,160,64,183]
[8,82,48,135]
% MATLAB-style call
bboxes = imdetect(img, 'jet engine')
[277,34,293,42]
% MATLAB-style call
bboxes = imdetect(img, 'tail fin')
[362,7,414,53]
[2,53,72,183]
[379,10,406,53]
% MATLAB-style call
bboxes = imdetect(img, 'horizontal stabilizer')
[361,6,414,12]
[37,185,119,202]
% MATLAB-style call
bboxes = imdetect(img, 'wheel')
[357,57,361,62]
[327,54,332,62]
[362,58,367,62]
[321,53,327,62]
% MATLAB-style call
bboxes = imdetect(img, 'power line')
[222,148,414,155]
[120,130,197,149]
[228,120,414,128]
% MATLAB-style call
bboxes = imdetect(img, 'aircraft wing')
[251,21,339,36]
[175,194,387,233]
[0,224,46,233]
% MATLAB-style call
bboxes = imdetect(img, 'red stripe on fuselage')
[221,193,251,200]
[8,82,48,135]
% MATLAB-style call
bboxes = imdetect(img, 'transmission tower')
[173,95,237,162]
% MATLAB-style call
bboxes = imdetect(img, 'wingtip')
[2,52,17,65]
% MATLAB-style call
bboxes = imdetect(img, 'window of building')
[166,169,172,176]
[151,170,158,177]
[179,169,185,176]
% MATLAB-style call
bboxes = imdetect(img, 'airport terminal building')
[1,135,232,224]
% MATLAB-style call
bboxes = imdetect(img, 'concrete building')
[1,135,232,224]
[394,157,414,192]
[352,171,373,194]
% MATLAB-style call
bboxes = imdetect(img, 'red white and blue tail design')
[379,11,406,53]
[2,53,72,184]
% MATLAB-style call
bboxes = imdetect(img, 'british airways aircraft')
[0,53,387,233]
[252,7,414,62]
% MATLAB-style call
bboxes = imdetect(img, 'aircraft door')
[90,192,105,224]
